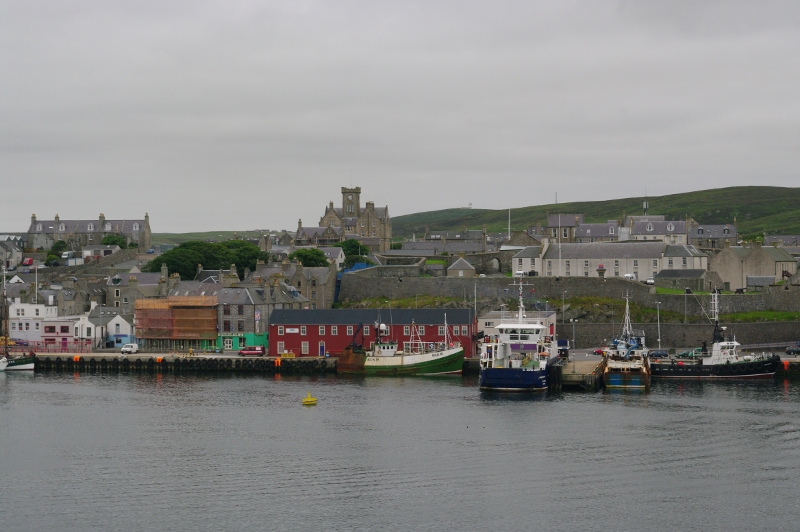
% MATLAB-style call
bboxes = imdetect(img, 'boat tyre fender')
[746,363,756,373]
[225,359,232,369]
[134,359,143,369]
[319,360,327,371]
[112,358,120,369]
[100,359,108,370]
[148,358,155,368]
[235,359,242,370]
[174,358,182,370]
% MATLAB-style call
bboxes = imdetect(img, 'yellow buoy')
[302,392,317,406]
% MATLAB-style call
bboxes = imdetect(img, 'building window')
[364,325,370,336]
[115,323,120,333]
[311,291,316,299]
[547,260,552,268]
[698,228,704,235]
[723,228,729,235]
[404,326,410,335]
[461,326,468,335]
[123,297,128,304]
[418,326,425,335]
[36,223,42,231]
[347,326,353,335]
[223,320,231,332]
[238,305,244,315]
[633,260,638,267]
[115,301,120,307]
[45,325,56,333]
[439,326,445,335]
[59,223,65,231]
[35,308,39,316]
[115,289,120,297]
[223,305,230,315]
[300,326,306,335]
[614,271,619,276]
[682,257,687,266]
[237,320,244,332]
[319,326,325,335]
[35,323,40,331]
[563,228,568,238]
[301,342,309,355]
[518,258,523,267]
[60,325,69,333]
[584,271,589,277]
[584,260,589,268]
[11,322,15,331]
[453,326,459,335]
[361,221,365,227]
[239,337,246,348]
[105,223,111,231]
[278,326,284,335]
[646,223,654,232]
[653,260,658,267]
[277,341,285,353]
[565,261,570,270]
[331,326,338,335]
[614,260,619,268]
[668,258,673,267]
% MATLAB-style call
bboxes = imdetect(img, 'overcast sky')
[2,1,799,233]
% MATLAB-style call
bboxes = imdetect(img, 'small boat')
[338,315,464,376]
[650,291,781,380]
[302,392,317,406]
[4,352,36,371]
[478,279,558,392]
[603,297,650,390]
[0,356,7,372]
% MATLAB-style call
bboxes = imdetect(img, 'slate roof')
[268,308,474,326]
[82,244,122,253]
[379,249,437,257]
[297,226,341,239]
[689,224,736,240]
[547,214,583,228]
[329,206,389,221]
[29,218,146,235]
[630,220,686,235]
[542,242,665,260]
[655,269,708,279]
[5,283,31,299]
[88,306,133,326]
[663,245,707,258]
[513,246,542,259]
[402,241,489,253]
[574,224,619,238]
[0,241,21,253]
[765,235,800,246]
[447,257,475,270]
[107,272,162,287]
[762,246,795,262]
[426,230,483,240]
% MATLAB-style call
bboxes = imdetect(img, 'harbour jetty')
[32,352,336,375]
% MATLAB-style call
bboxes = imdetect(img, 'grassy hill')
[392,186,800,238]
[151,231,263,246]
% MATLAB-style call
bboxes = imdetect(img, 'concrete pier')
[553,357,605,392]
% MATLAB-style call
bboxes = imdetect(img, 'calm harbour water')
[2,371,800,532]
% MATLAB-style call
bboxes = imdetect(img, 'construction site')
[135,296,219,351]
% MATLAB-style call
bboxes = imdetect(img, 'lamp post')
[562,291,567,324]
[570,318,578,350]
[656,301,662,350]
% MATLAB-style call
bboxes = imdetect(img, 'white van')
[623,273,636,281]
[514,271,524,278]
[61,251,75,259]
[121,343,139,354]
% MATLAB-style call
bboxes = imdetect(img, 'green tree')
[288,248,329,267]
[333,239,370,257]
[50,241,67,254]
[102,235,127,248]
[142,240,269,280]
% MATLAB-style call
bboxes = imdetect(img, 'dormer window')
[723,228,729,235]
[88,223,94,231]
[586,229,591,235]
[646,223,654,232]
[698,228,704,235]
[667,223,674,232]
[609,227,614,235]
[59,223,65,231]
[133,223,139,231]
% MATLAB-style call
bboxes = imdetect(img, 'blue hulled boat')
[478,280,557,392]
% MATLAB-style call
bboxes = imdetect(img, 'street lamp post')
[570,318,578,350]
[656,301,662,350]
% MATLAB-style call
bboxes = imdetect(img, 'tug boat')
[478,280,557,392]
[338,316,464,376]
[650,292,781,379]
[602,297,650,390]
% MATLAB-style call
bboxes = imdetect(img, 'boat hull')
[479,367,548,391]
[5,355,35,371]
[650,355,781,380]
[604,371,650,389]
[339,347,464,376]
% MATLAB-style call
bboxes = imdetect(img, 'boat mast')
[620,295,633,341]
[2,265,8,358]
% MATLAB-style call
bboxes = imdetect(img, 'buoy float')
[302,392,317,406]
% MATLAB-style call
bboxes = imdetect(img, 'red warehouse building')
[268,308,477,357]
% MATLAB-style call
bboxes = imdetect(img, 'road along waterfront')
[2,372,800,531]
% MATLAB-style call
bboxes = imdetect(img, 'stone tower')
[342,187,361,217]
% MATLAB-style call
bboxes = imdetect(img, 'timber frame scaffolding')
[136,296,218,351]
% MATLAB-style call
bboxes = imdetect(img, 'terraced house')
[27,213,152,251]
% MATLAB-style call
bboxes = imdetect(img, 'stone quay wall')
[339,274,800,314]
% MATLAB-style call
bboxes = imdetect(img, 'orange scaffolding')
[136,296,218,340]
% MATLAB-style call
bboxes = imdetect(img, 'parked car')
[787,346,800,356]
[649,350,669,358]
[37,264,46,269]
[7,265,16,271]
[239,345,266,357]
[593,348,605,355]
[146,249,156,254]
[49,260,60,267]
[623,273,636,281]
[22,258,34,266]
[678,348,703,358]
[121,343,139,354]
[22,269,31,274]
[645,277,655,285]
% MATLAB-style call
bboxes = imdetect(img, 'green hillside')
[392,186,800,238]
[152,230,262,246]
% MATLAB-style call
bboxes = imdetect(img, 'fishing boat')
[650,292,781,379]
[2,268,36,371]
[338,316,464,376]
[478,279,558,391]
[4,352,36,371]
[602,297,650,390]
[0,356,7,372]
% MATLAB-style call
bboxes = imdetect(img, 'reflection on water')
[2,372,800,532]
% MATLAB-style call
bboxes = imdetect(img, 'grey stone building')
[318,187,392,252]
[708,241,797,291]
[27,213,152,251]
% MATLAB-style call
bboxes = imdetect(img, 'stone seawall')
[339,276,800,314]
[565,322,800,349]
